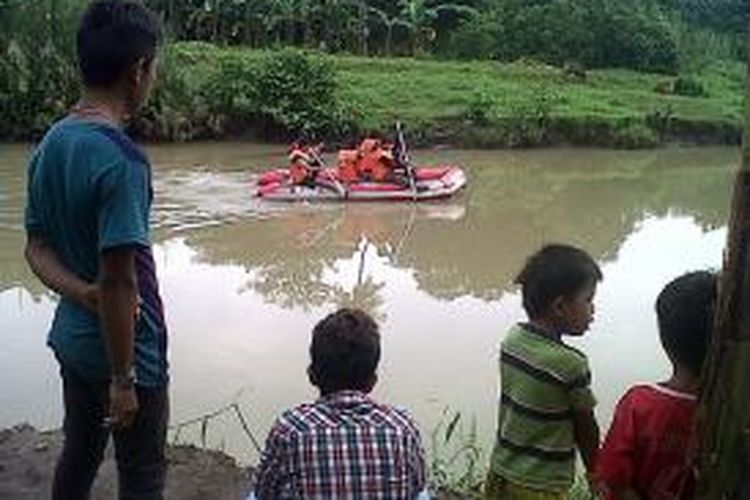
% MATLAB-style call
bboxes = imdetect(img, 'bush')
[0,41,77,139]
[442,14,498,61]
[202,53,259,120]
[464,90,496,125]
[673,76,707,97]
[253,49,354,139]
[612,119,661,148]
[0,0,81,139]
[154,46,361,141]
[478,0,679,74]
[131,45,212,141]
[503,85,561,147]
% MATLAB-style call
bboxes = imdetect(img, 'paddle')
[394,121,418,200]
[307,146,347,199]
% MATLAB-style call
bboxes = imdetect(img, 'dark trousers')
[52,366,169,500]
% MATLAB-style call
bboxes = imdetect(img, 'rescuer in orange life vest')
[357,138,399,183]
[288,142,323,187]
[336,148,360,184]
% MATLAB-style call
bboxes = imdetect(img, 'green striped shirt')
[490,323,597,491]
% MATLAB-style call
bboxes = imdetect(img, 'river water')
[0,142,737,465]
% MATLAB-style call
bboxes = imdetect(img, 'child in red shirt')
[596,271,717,500]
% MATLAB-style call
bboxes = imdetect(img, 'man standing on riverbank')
[24,1,168,498]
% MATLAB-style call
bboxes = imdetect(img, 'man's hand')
[79,283,100,313]
[107,382,138,428]
[98,246,138,427]
[25,236,98,311]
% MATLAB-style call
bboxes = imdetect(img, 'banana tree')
[316,0,358,52]
[367,6,413,56]
[397,0,477,54]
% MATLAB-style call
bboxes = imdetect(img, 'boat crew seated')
[288,142,323,187]
[357,138,397,183]
[336,149,360,184]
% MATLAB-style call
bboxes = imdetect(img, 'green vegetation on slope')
[132,42,744,148]
[0,0,745,146]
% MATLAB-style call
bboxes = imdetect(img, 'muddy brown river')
[0,142,737,465]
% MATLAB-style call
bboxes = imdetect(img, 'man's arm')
[573,408,600,475]
[25,235,98,311]
[99,246,139,428]
[253,424,290,499]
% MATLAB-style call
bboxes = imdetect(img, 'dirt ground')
[0,424,251,500]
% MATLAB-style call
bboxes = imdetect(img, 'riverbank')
[126,42,745,149]
[0,424,250,499]
[2,40,744,148]
[1,425,483,499]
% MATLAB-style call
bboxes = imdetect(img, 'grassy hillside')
[163,42,745,147]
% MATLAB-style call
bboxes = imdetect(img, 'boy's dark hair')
[657,271,717,377]
[310,309,380,393]
[515,244,602,318]
[77,0,163,87]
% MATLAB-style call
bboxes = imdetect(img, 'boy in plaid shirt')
[252,309,428,499]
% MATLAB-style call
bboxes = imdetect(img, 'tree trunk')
[386,23,392,56]
[168,0,175,35]
[360,2,368,56]
[244,3,251,45]
[213,0,221,44]
[694,30,750,499]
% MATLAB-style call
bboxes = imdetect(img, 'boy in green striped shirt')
[487,244,602,499]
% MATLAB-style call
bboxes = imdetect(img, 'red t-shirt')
[596,384,697,500]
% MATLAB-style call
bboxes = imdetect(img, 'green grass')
[162,42,746,147]
[333,53,743,130]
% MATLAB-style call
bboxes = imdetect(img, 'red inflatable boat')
[256,165,467,202]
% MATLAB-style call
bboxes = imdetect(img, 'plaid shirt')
[254,390,427,499]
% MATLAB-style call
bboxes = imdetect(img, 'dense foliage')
[140,0,748,72]
[0,0,746,142]
[0,0,79,139]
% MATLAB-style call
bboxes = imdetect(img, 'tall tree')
[694,32,750,498]
[396,0,477,54]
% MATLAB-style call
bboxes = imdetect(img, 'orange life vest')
[337,149,360,184]
[358,139,394,182]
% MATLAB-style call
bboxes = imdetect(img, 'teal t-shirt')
[24,117,168,387]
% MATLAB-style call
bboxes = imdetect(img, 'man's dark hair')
[77,0,163,87]
[515,244,602,318]
[657,271,717,377]
[310,309,380,393]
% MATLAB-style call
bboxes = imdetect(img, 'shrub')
[646,105,675,141]
[131,45,210,141]
[201,53,259,121]
[465,90,496,125]
[484,0,680,74]
[673,76,707,97]
[0,0,81,139]
[442,14,498,61]
[612,119,661,148]
[504,85,561,147]
[189,47,359,140]
[253,49,347,138]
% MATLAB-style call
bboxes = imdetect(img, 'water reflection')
[177,147,733,307]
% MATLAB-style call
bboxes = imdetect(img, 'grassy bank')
[335,53,745,147]
[138,42,745,148]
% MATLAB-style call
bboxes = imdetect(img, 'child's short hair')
[515,244,602,318]
[310,309,381,393]
[76,0,163,88]
[656,271,717,377]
